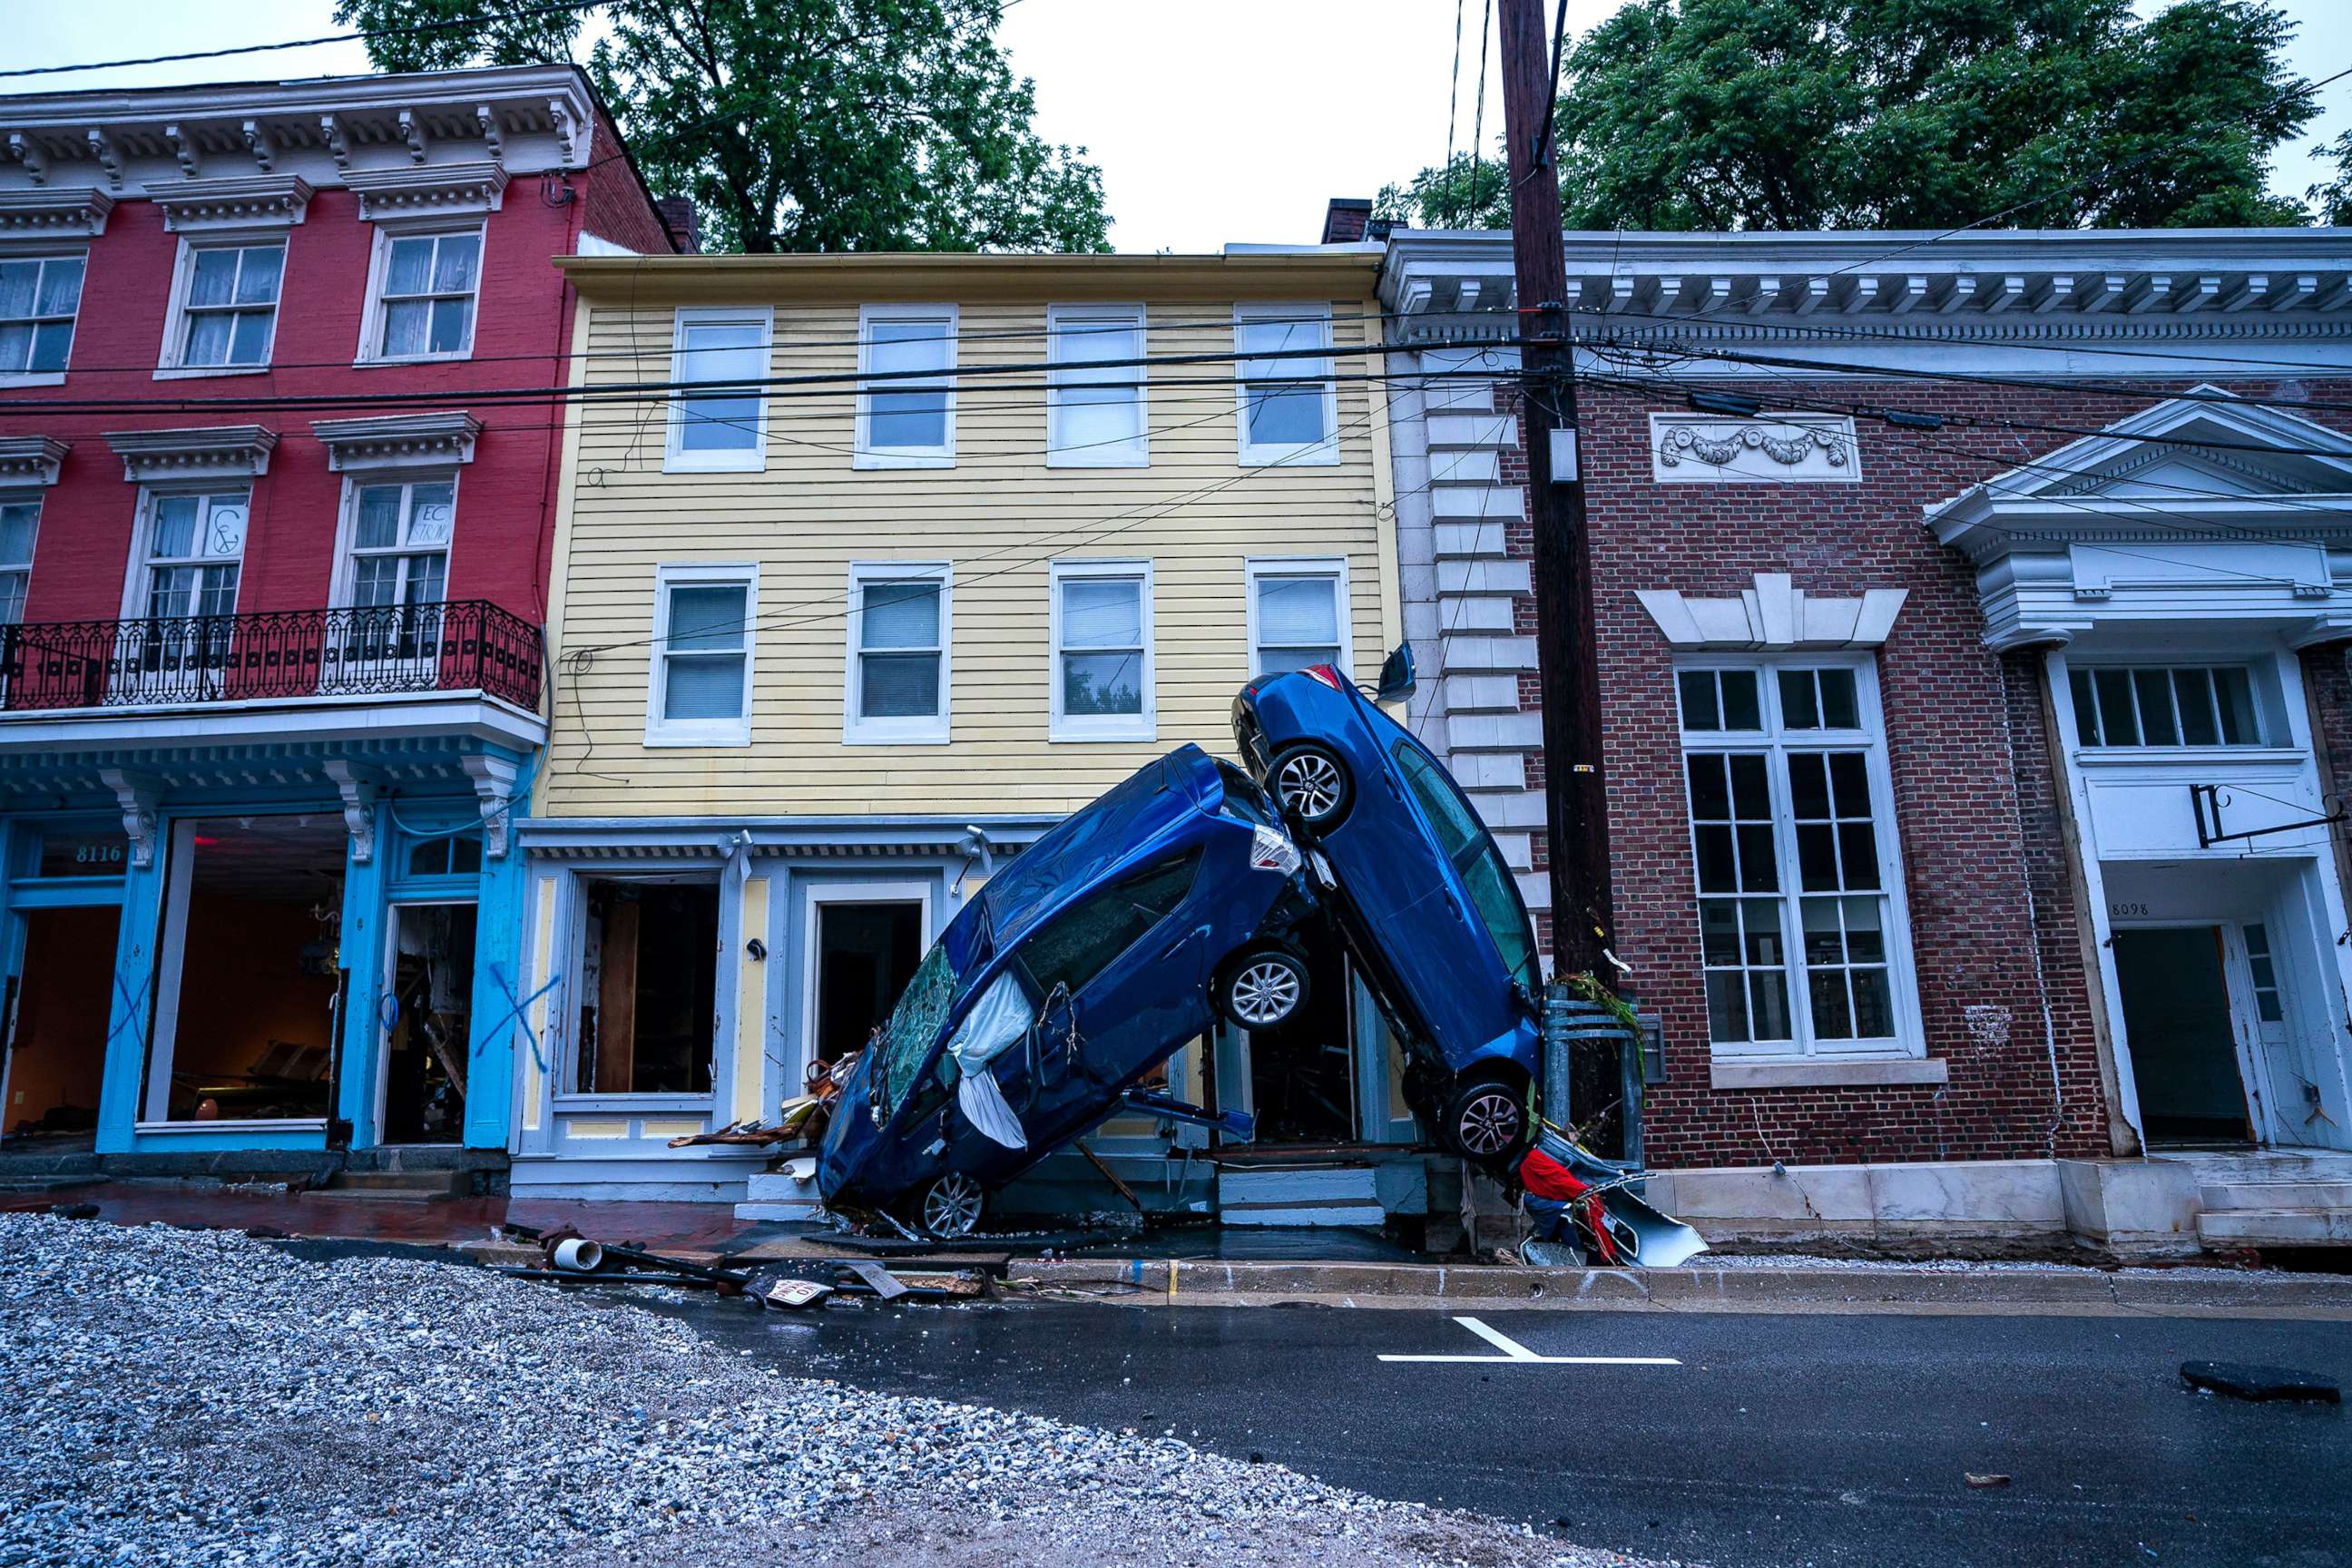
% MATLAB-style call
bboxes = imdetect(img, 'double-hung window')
[856,305,956,467]
[1678,662,1916,1058]
[164,243,283,370]
[348,480,455,608]
[0,255,85,381]
[0,498,39,623]
[371,230,483,360]
[2067,664,2264,747]
[125,489,247,701]
[665,306,770,472]
[1234,303,1338,466]
[1246,558,1348,677]
[1050,560,1153,741]
[845,563,950,744]
[1047,304,1146,466]
[646,564,756,746]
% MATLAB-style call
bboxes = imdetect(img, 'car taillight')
[1304,664,1345,691]
[1250,824,1301,877]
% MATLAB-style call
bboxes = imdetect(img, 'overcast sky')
[9,0,2347,251]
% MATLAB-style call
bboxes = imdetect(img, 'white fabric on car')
[947,973,1032,1150]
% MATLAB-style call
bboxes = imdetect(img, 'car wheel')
[1218,949,1310,1030]
[1269,743,1352,830]
[1444,1074,1531,1164]
[919,1171,985,1240]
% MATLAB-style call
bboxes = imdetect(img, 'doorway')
[2113,926,2253,1145]
[380,903,475,1143]
[810,899,924,1068]
[2,906,120,1144]
[1243,940,1358,1145]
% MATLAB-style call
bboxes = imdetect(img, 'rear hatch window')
[1392,741,1539,987]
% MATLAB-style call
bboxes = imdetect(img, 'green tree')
[1387,0,2317,232]
[1376,152,1510,230]
[2312,131,2352,225]
[334,0,1111,253]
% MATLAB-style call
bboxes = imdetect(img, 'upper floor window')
[1234,303,1338,466]
[136,490,248,620]
[368,230,483,361]
[845,563,950,744]
[1247,559,1347,677]
[664,307,769,472]
[646,564,756,746]
[0,256,84,382]
[0,498,39,623]
[1048,304,1146,466]
[857,305,956,467]
[1678,661,1917,1059]
[1051,559,1153,741]
[347,480,455,607]
[163,243,283,371]
[2068,665,2262,748]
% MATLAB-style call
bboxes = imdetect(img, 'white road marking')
[1377,1314,1682,1366]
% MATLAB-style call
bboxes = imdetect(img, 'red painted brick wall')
[581,102,682,257]
[1488,372,2352,1169]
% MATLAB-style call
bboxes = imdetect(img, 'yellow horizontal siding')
[542,293,1390,820]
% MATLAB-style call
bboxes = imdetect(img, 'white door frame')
[793,877,934,1093]
[374,897,477,1144]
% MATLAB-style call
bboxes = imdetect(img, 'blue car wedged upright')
[818,744,1322,1237]
[1233,655,1545,1164]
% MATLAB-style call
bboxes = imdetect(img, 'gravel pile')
[0,1214,1661,1568]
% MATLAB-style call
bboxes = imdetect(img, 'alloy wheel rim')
[924,1173,984,1238]
[1459,1092,1521,1155]
[1230,960,1301,1025]
[1277,753,1342,818]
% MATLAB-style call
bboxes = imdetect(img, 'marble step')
[2199,1181,2352,1211]
[1217,1165,1385,1228]
[2195,1206,2352,1246]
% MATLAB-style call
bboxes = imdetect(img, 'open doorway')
[381,903,475,1143]
[2,906,120,1145]
[810,898,924,1068]
[2113,926,2253,1145]
[573,877,720,1095]
[146,816,346,1123]
[1244,939,1357,1145]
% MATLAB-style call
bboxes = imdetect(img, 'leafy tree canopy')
[1387,0,2320,232]
[335,0,1111,254]
[1376,152,1509,230]
[2312,132,2352,226]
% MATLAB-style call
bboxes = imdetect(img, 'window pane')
[355,486,403,548]
[233,246,282,306]
[228,309,272,365]
[1054,315,1142,452]
[407,485,456,545]
[1679,670,1720,731]
[406,554,447,606]
[860,652,941,718]
[151,496,199,559]
[1818,668,1858,729]
[36,258,83,316]
[1741,903,1783,966]
[0,261,33,317]
[666,585,746,652]
[183,311,233,367]
[1727,753,1770,818]
[1061,577,1142,649]
[1779,669,1818,730]
[2133,670,2178,745]
[0,505,36,566]
[1257,643,1342,677]
[382,299,429,358]
[2257,986,2283,1024]
[1748,970,1791,1040]
[1842,896,1886,962]
[664,655,746,721]
[1787,751,1829,820]
[1686,752,1729,822]
[29,321,72,372]
[871,318,949,374]
[1736,825,1779,891]
[352,555,399,606]
[1706,971,1749,1042]
[189,249,238,308]
[2245,924,2270,956]
[1797,824,1838,891]
[2069,670,2099,744]
[1063,651,1143,716]
[1850,968,1894,1037]
[1838,822,1880,889]
[431,233,480,292]
[2172,669,2218,745]
[1245,383,1326,447]
[679,393,760,450]
[860,581,940,650]
[1056,316,1140,374]
[0,323,29,373]
[1828,751,1870,817]
[1259,574,1339,647]
[2092,670,2139,744]
[1801,897,1846,965]
[1019,851,1200,999]
[199,498,246,559]
[428,298,471,353]
[2214,668,2258,744]
[1720,669,1762,730]
[869,394,947,450]
[386,238,434,295]
[1808,966,1854,1039]
[1699,899,1741,965]
[1693,825,1737,892]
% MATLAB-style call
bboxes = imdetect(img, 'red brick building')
[1379,227,2352,1251]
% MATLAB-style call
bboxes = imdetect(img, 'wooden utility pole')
[1496,0,1613,983]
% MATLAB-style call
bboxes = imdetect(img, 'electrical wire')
[0,0,619,80]
[1442,0,1466,228]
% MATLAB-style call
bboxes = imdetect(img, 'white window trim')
[842,560,952,745]
[855,303,957,469]
[153,234,287,378]
[662,305,771,474]
[644,562,758,748]
[1049,557,1155,743]
[354,220,489,368]
[1232,302,1340,467]
[1244,555,1352,680]
[0,249,87,389]
[1675,655,1926,1062]
[117,485,250,621]
[0,491,42,623]
[555,865,727,1107]
[1047,302,1149,468]
[326,471,461,610]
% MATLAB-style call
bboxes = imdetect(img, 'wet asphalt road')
[632,1292,2352,1568]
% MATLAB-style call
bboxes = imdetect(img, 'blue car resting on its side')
[817,744,1323,1237]
[1233,652,1545,1165]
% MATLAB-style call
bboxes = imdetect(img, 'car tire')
[1442,1073,1532,1165]
[917,1171,986,1240]
[1217,949,1310,1031]
[1268,743,1353,830]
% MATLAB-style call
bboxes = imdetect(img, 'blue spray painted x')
[476,962,561,1073]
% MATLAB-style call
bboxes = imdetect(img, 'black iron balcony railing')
[0,600,544,713]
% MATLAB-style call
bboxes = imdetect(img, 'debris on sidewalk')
[2180,1360,2342,1404]
[1965,1472,2014,1489]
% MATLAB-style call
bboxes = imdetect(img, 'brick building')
[0,66,678,1181]
[1378,224,2352,1250]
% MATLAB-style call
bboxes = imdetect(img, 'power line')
[1465,0,1494,227]
[0,0,618,81]
[1442,0,1466,228]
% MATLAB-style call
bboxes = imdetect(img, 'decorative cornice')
[345,160,507,221]
[152,173,311,233]
[0,436,70,486]
[1650,413,1859,484]
[0,186,113,236]
[309,410,482,472]
[1635,573,1908,651]
[104,425,277,484]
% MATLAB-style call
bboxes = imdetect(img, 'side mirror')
[1373,643,1416,704]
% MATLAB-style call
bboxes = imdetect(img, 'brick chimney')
[1319,197,1374,244]
[657,196,701,254]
